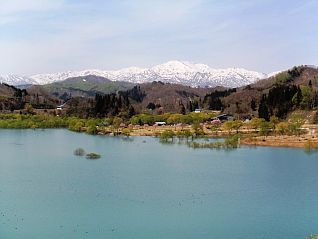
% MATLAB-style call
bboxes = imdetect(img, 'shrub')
[160,130,175,141]
[176,129,193,139]
[224,134,240,148]
[192,122,205,136]
[276,122,289,135]
[74,148,85,156]
[188,135,240,149]
[86,125,97,134]
[86,153,101,159]
[121,128,132,137]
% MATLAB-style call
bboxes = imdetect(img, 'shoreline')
[98,125,318,149]
[240,135,318,148]
[1,124,318,149]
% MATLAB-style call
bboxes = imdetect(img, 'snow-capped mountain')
[1,61,268,88]
[0,74,38,86]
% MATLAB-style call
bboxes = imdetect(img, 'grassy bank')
[0,113,317,149]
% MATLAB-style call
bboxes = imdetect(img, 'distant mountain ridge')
[0,74,38,86]
[1,61,268,88]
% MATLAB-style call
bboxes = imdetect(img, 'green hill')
[42,75,134,100]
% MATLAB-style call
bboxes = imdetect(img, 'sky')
[0,0,317,75]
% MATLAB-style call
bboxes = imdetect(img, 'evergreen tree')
[258,94,270,121]
[128,105,135,117]
[250,98,257,111]
[146,102,156,110]
[179,103,186,115]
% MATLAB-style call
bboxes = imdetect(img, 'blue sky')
[0,0,317,75]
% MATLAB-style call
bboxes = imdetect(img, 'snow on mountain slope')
[2,61,268,88]
[0,74,38,86]
[268,70,283,78]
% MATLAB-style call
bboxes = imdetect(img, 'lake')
[0,129,317,239]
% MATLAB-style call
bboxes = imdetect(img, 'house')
[154,122,166,126]
[56,103,66,110]
[212,114,234,121]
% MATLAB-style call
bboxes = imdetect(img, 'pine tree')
[250,98,257,111]
[258,94,270,121]
[179,103,186,114]
[309,80,312,88]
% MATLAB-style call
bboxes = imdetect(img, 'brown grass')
[241,135,318,148]
[99,124,318,148]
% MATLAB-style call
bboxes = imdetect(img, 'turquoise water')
[0,129,317,239]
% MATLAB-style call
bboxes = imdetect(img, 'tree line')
[259,84,318,120]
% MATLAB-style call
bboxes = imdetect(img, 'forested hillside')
[204,66,318,119]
